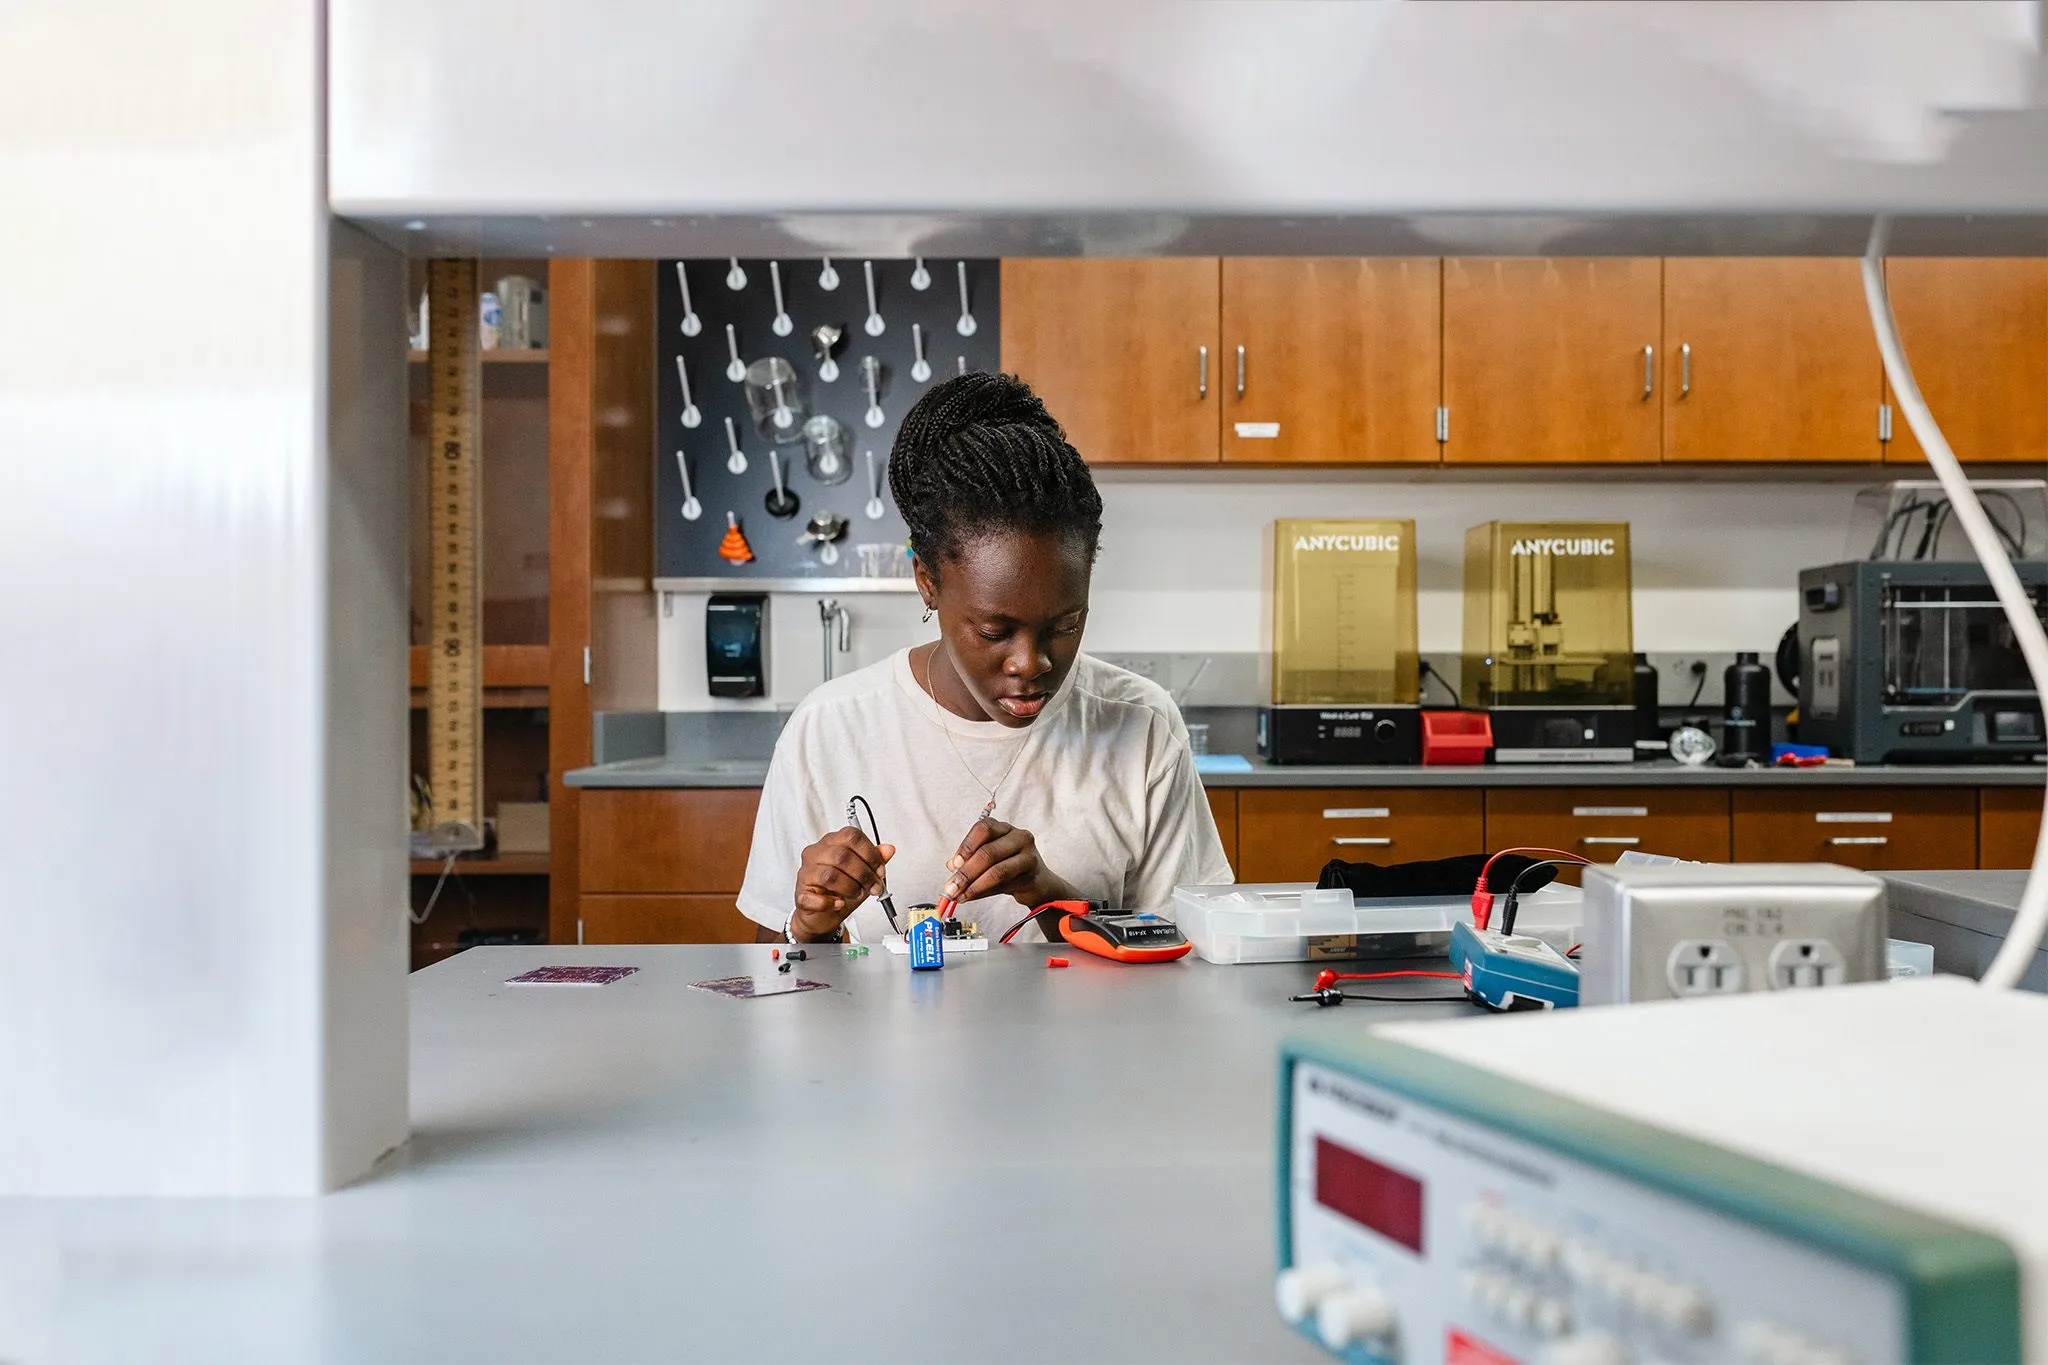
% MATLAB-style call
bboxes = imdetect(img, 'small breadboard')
[425,259,483,852]
[883,936,989,954]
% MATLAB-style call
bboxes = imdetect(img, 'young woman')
[738,372,1232,944]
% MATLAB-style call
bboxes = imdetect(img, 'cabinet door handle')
[1642,345,1654,400]
[1236,345,1247,399]
[1828,836,1890,846]
[1580,836,1641,846]
[1198,346,1208,399]
[1332,836,1393,847]
[1679,342,1691,398]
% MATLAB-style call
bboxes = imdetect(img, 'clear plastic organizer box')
[1169,881,1583,966]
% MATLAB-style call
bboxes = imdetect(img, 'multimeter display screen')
[1315,1136,1425,1253]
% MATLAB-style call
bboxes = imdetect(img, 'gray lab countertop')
[567,753,2048,790]
[4,945,1442,1363]
[1882,869,2048,992]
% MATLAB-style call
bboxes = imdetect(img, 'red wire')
[1472,846,1592,930]
[1314,968,1462,991]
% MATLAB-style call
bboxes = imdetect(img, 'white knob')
[1274,1262,1345,1323]
[1316,1286,1396,1350]
[1539,1333,1632,1365]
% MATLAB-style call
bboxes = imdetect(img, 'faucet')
[819,599,851,681]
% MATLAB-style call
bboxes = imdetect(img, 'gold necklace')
[920,643,1029,822]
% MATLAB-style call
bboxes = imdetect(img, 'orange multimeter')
[1034,899,1193,964]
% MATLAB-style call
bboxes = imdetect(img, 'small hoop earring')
[921,605,934,623]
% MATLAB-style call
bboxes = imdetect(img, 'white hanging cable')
[1861,223,2048,989]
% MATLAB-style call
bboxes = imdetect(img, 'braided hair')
[888,371,1103,572]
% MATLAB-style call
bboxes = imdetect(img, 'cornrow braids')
[887,371,1104,572]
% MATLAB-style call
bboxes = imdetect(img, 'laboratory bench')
[7,944,1398,1362]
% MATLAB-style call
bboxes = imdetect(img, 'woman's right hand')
[791,827,896,942]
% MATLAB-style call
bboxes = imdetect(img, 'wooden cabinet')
[1483,789,1732,867]
[1236,789,1484,883]
[1206,789,1239,872]
[1980,788,2042,868]
[1220,258,1441,465]
[578,788,761,893]
[1662,259,1879,464]
[1883,259,2048,465]
[1000,258,1220,465]
[1730,789,1976,871]
[1442,259,1663,465]
[580,894,756,944]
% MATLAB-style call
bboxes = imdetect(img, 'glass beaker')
[743,357,805,442]
[802,415,853,485]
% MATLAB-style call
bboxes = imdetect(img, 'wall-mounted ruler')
[425,259,483,851]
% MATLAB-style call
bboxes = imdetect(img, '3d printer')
[1260,518,1420,764]
[1797,482,2048,764]
[1464,520,1635,763]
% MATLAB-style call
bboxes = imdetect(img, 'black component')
[455,927,541,949]
[1293,988,1348,1007]
[1487,707,1635,763]
[943,919,971,938]
[1318,852,1557,899]
[785,949,807,962]
[846,795,899,933]
[1632,653,1661,755]
[1720,651,1772,767]
[1797,559,2048,764]
[1775,623,1802,699]
[764,481,800,519]
[1500,858,1581,936]
[706,594,768,698]
[1258,705,1421,765]
[776,961,793,974]
[1293,987,1469,1007]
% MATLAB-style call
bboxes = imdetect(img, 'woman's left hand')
[944,818,1077,910]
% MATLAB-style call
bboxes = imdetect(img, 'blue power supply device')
[908,916,945,971]
[1448,921,1578,1011]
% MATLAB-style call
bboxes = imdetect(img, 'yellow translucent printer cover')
[1271,519,1418,705]
[1463,521,1633,707]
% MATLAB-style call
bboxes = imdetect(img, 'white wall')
[0,2,408,1194]
[657,477,1859,709]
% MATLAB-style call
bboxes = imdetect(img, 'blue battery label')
[908,917,945,971]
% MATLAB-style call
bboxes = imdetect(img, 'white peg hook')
[725,324,745,383]
[675,450,702,520]
[911,323,931,383]
[725,257,747,290]
[819,257,840,291]
[955,261,977,336]
[769,261,792,336]
[911,257,931,290]
[863,261,885,337]
[675,262,701,336]
[675,355,701,428]
[724,416,748,475]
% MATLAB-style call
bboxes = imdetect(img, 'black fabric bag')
[1316,852,1558,899]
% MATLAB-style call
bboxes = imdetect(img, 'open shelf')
[409,349,548,364]
[408,644,550,709]
[410,852,551,877]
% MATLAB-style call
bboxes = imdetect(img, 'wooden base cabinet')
[578,788,760,894]
[1206,789,1239,874]
[1980,788,2043,869]
[1235,790,1484,883]
[1731,789,1976,871]
[1483,789,1732,869]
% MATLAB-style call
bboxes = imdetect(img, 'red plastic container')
[1422,710,1492,766]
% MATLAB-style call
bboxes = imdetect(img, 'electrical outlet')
[1665,939,1745,996]
[1768,939,1847,989]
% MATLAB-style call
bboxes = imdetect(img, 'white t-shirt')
[737,649,1234,942]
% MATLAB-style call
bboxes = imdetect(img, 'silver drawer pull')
[1332,837,1393,847]
[1323,807,1390,820]
[1828,836,1890,846]
[1573,806,1647,818]
[1580,836,1641,846]
[1815,811,1892,824]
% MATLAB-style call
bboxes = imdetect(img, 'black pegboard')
[657,258,1001,581]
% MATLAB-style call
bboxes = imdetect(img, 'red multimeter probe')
[1009,899,1193,964]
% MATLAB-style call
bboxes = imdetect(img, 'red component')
[771,948,780,960]
[1422,710,1492,766]
[1046,957,1069,968]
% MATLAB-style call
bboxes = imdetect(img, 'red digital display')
[1315,1136,1425,1253]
